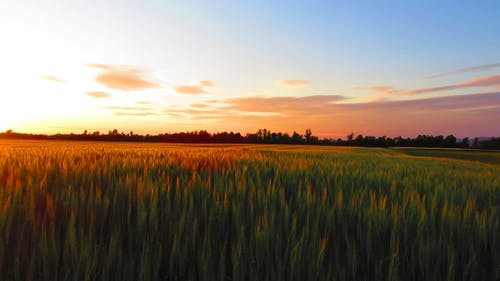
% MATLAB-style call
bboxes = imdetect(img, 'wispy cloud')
[352,86,396,95]
[190,103,210,108]
[173,80,217,94]
[207,99,221,103]
[94,89,499,137]
[400,74,500,95]
[86,91,111,98]
[39,75,65,83]
[224,95,346,116]
[276,80,311,87]
[215,92,500,137]
[248,92,498,113]
[428,63,500,79]
[398,85,460,96]
[101,105,151,111]
[163,106,226,120]
[113,111,158,116]
[100,104,157,117]
[462,74,500,88]
[199,80,216,87]
[174,85,206,94]
[356,74,500,98]
[87,64,159,91]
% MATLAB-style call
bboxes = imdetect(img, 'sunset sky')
[1,1,499,138]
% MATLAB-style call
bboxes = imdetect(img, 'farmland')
[0,140,498,281]
[394,147,500,165]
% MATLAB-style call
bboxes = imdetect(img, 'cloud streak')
[113,111,158,117]
[353,86,396,95]
[174,85,206,94]
[101,105,151,111]
[190,103,210,108]
[100,104,158,117]
[95,91,499,137]
[86,91,111,98]
[39,75,65,83]
[224,95,346,115]
[199,80,216,87]
[400,74,500,95]
[276,80,311,87]
[356,74,500,97]
[87,64,159,91]
[216,92,500,137]
[163,106,226,120]
[173,80,217,94]
[428,63,500,79]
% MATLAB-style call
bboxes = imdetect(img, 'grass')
[0,140,499,281]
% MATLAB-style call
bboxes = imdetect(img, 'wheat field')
[0,140,498,281]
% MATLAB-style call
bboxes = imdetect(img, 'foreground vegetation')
[0,140,499,281]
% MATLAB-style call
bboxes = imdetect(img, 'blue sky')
[0,0,499,137]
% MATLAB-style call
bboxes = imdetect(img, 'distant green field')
[0,140,498,281]
[393,147,500,165]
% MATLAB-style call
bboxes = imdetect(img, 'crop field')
[394,147,500,165]
[0,140,498,281]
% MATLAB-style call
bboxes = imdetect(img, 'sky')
[0,0,499,138]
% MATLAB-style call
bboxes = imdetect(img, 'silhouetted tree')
[347,133,355,142]
[292,131,304,144]
[305,129,312,144]
[355,134,364,146]
[443,134,457,147]
[1,128,497,148]
[461,137,470,148]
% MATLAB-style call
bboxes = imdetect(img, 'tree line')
[1,129,499,149]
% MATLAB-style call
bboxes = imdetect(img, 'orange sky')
[1,1,499,138]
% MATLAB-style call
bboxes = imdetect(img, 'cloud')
[223,95,347,115]
[398,85,461,96]
[86,91,111,98]
[39,75,65,83]
[93,89,499,137]
[165,112,184,117]
[267,92,497,115]
[462,74,500,88]
[213,92,500,137]
[428,63,500,79]
[276,80,311,87]
[356,74,500,97]
[113,111,158,116]
[175,109,222,115]
[400,74,500,95]
[163,106,226,120]
[353,86,396,95]
[199,80,216,87]
[173,80,217,94]
[100,104,157,117]
[86,63,112,70]
[173,85,206,94]
[345,92,500,111]
[87,64,159,91]
[101,105,151,111]
[190,103,209,108]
